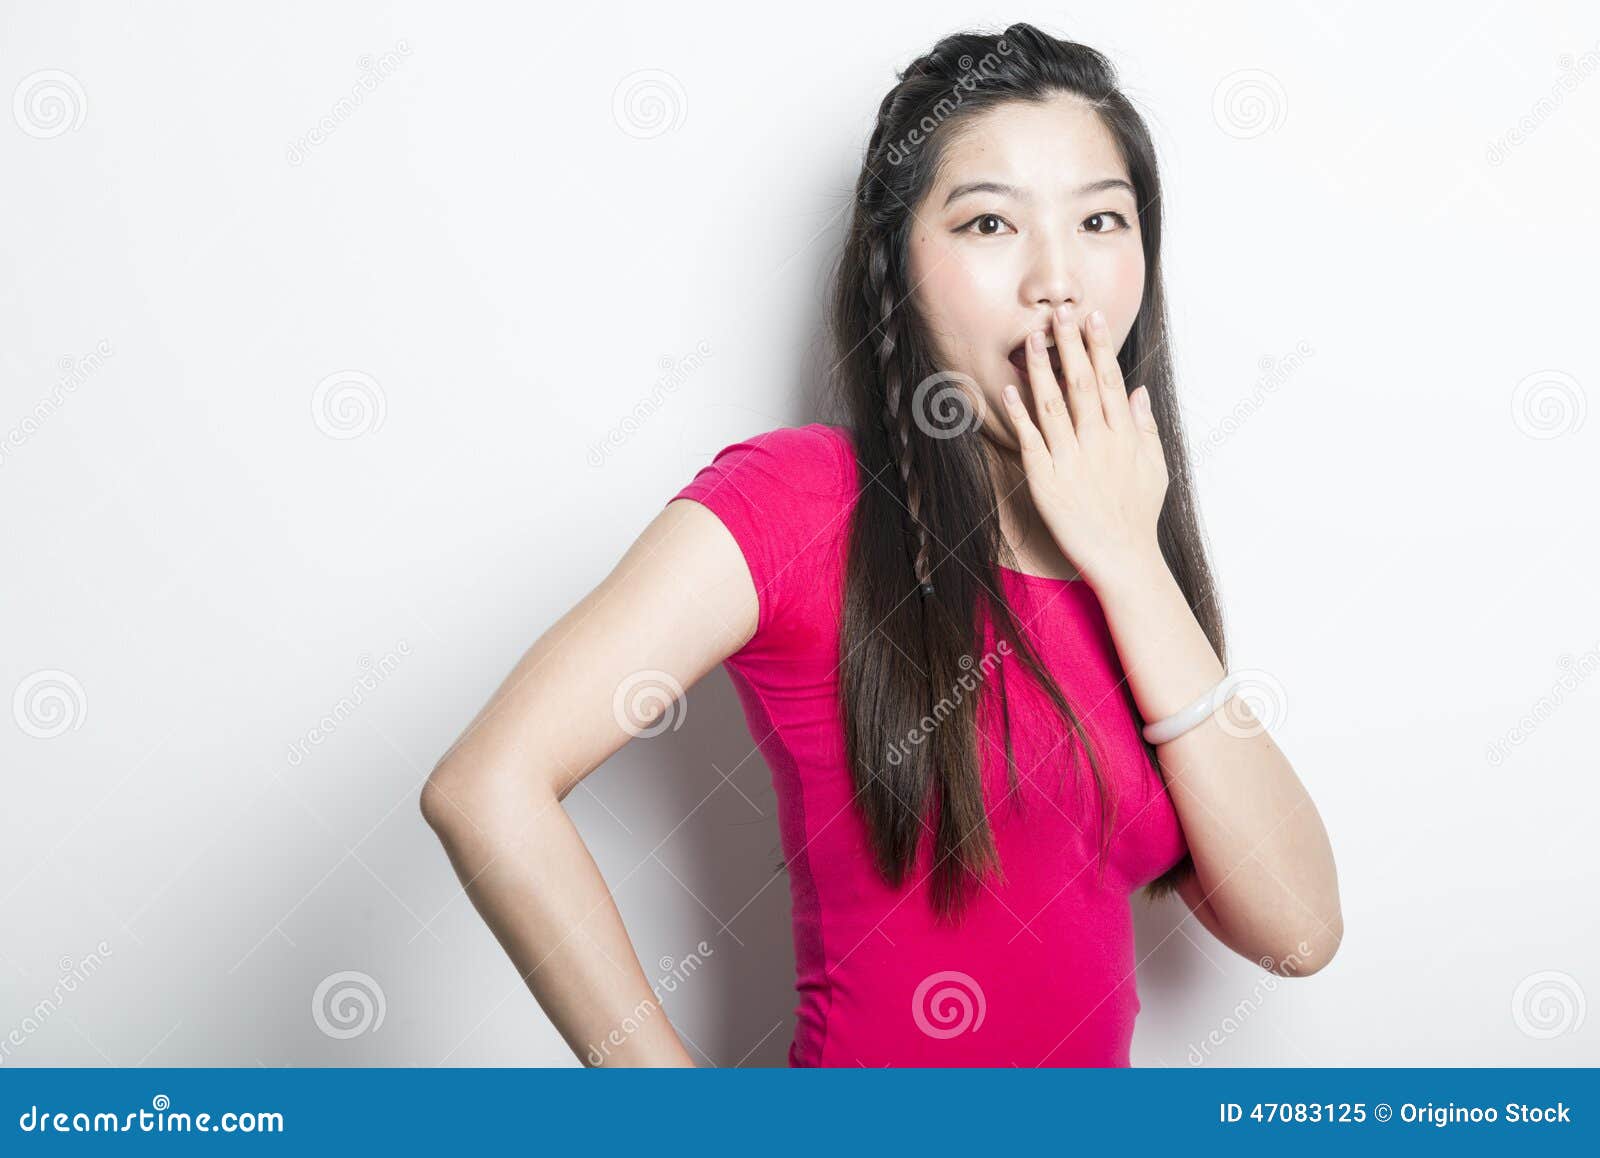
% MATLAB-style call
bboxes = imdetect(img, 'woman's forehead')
[934,98,1127,196]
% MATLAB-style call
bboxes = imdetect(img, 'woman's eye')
[1084,211,1132,234]
[959,213,1014,236]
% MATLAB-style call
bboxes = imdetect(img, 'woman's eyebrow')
[942,177,1135,207]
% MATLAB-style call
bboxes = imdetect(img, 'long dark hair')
[824,23,1226,922]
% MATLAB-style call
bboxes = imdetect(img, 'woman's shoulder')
[703,422,856,496]
[670,420,860,525]
[669,422,858,654]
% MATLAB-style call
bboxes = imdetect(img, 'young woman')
[422,23,1342,1068]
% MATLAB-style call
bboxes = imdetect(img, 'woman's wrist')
[1081,539,1169,597]
[1086,542,1227,726]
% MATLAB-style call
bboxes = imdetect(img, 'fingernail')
[1055,305,1070,323]
[1004,383,1020,403]
[1090,309,1106,331]
[1028,330,1044,350]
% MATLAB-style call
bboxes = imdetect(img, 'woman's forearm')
[421,775,698,1066]
[1091,550,1342,970]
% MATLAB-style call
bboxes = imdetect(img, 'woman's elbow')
[1270,916,1343,978]
[419,770,471,838]
[421,758,509,844]
[421,755,560,846]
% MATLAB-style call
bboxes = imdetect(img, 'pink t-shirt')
[669,422,1187,1067]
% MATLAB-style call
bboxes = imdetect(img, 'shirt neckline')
[998,565,1085,585]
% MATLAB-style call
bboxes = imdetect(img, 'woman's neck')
[978,434,1080,579]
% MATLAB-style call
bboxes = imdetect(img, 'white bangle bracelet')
[1142,672,1244,745]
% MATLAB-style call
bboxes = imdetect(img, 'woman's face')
[906,94,1146,452]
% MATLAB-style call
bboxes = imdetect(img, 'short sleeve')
[667,423,855,658]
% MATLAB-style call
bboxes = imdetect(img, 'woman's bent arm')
[420,498,758,1066]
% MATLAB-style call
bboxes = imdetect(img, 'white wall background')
[3,0,1596,1067]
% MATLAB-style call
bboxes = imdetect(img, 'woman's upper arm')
[1174,864,1230,941]
[424,497,757,815]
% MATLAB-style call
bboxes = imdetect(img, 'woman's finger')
[1082,309,1131,433]
[1022,326,1077,457]
[1051,305,1105,435]
[1001,382,1052,476]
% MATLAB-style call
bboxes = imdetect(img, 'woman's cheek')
[911,241,989,362]
[1107,253,1146,338]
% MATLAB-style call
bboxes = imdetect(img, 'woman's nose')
[1020,244,1082,311]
